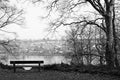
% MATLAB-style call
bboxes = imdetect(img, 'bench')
[10,61,44,72]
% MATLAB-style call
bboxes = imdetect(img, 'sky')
[0,0,95,40]
[0,0,67,40]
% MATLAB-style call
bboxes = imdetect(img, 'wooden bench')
[10,61,44,72]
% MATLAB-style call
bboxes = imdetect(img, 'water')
[0,54,100,66]
[6,55,71,65]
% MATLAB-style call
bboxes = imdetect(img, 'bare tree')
[30,0,120,68]
[0,0,24,58]
[65,25,82,64]
[40,0,120,68]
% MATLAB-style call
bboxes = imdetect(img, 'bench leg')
[13,63,16,73]
[38,63,40,72]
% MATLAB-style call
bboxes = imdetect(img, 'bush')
[42,63,71,71]
[0,62,12,70]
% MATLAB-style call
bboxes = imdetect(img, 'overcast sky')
[0,0,94,40]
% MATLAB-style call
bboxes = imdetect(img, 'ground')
[0,68,120,80]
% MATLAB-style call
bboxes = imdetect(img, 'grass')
[0,64,120,80]
[0,69,120,80]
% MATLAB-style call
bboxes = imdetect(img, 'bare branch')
[86,0,105,16]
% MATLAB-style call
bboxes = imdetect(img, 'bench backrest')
[10,61,44,64]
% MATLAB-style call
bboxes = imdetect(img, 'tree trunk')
[105,0,116,68]
[113,3,119,67]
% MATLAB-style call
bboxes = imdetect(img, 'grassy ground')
[0,68,120,80]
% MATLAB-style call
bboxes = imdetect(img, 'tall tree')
[32,0,119,68]
[44,0,119,68]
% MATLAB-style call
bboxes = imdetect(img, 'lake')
[0,54,100,66]
[6,55,71,65]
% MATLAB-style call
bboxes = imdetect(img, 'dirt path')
[0,69,120,80]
